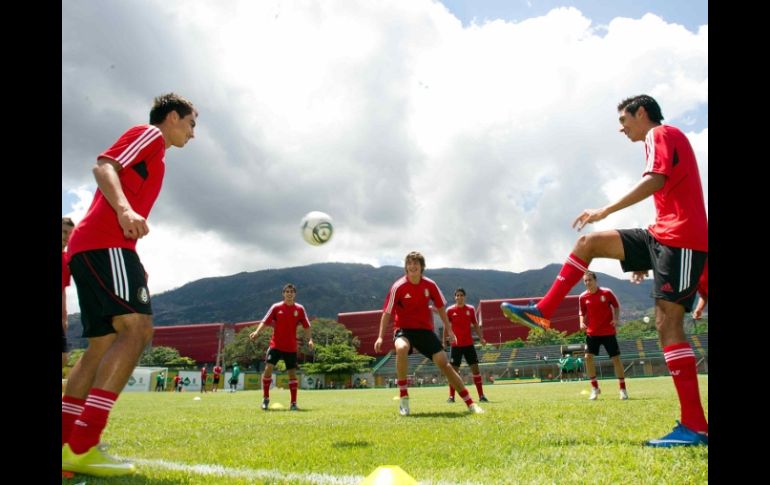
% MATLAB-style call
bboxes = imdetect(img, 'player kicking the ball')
[375,251,483,416]
[500,95,707,447]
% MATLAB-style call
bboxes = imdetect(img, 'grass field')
[62,376,707,484]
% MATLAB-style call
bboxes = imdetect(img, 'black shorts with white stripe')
[618,228,707,312]
[69,248,152,338]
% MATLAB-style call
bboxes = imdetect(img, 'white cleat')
[620,389,629,400]
[399,397,410,416]
[589,387,601,400]
[468,403,484,414]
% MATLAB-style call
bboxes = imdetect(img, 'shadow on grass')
[63,474,185,484]
[332,440,372,448]
[407,411,473,418]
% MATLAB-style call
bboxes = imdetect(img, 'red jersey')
[213,365,222,377]
[446,303,478,347]
[578,287,619,337]
[67,125,166,256]
[697,260,708,300]
[383,276,446,331]
[62,251,71,291]
[260,302,311,352]
[643,125,708,251]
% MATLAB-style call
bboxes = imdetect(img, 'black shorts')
[69,248,152,338]
[266,348,298,370]
[586,334,621,357]
[618,228,707,312]
[213,376,220,384]
[450,345,479,367]
[229,377,238,385]
[393,328,443,359]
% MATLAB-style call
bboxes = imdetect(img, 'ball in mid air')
[301,211,334,246]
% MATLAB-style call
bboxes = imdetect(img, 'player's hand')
[579,322,587,330]
[374,337,383,353]
[479,338,487,346]
[248,331,259,341]
[572,207,609,231]
[307,339,315,351]
[692,309,702,320]
[630,271,648,284]
[447,332,457,345]
[118,209,149,239]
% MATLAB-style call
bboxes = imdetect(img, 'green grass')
[63,376,707,484]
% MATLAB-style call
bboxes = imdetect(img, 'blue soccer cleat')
[500,302,551,330]
[645,421,708,447]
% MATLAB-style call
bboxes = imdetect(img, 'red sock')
[472,374,484,398]
[289,379,298,404]
[397,379,408,398]
[664,343,708,434]
[459,388,474,406]
[537,254,588,318]
[67,388,118,454]
[590,377,598,389]
[618,378,626,390]
[449,385,456,398]
[61,395,85,446]
[262,378,271,398]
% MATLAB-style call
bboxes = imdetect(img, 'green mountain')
[67,262,654,346]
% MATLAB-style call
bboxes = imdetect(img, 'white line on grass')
[132,457,486,485]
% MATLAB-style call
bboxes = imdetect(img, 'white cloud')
[62,1,707,312]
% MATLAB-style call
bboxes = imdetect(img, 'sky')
[62,0,707,314]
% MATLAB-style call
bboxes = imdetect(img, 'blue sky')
[440,0,707,32]
[63,0,707,309]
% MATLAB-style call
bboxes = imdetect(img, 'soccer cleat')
[290,403,298,411]
[645,421,708,447]
[468,403,484,414]
[447,397,455,403]
[399,397,410,416]
[61,443,135,477]
[500,303,551,330]
[479,395,489,403]
[261,398,269,410]
[620,389,629,400]
[589,387,601,400]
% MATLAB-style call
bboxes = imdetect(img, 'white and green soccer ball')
[301,211,334,246]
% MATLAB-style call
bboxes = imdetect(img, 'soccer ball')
[300,211,334,246]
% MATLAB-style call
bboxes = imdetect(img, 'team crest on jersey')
[600,295,606,302]
[424,289,429,297]
[294,310,298,317]
[137,287,150,304]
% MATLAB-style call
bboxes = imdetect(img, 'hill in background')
[67,262,653,346]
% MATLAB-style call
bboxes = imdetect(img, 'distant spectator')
[174,374,182,392]
[155,372,165,392]
[200,366,208,393]
[212,364,222,393]
[228,363,240,393]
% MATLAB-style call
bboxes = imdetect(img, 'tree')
[139,346,196,367]
[501,338,526,349]
[564,329,586,344]
[302,318,360,351]
[222,325,272,368]
[301,343,374,375]
[525,328,568,346]
[616,318,657,340]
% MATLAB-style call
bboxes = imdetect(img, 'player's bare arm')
[473,322,486,345]
[374,311,390,353]
[304,327,315,350]
[438,307,456,344]
[249,322,266,341]
[573,173,665,231]
[93,157,149,239]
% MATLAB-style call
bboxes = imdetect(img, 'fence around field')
[370,334,708,385]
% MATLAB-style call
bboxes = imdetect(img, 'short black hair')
[454,288,466,296]
[149,93,196,125]
[617,95,663,123]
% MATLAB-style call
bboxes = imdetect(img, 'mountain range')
[67,262,654,347]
